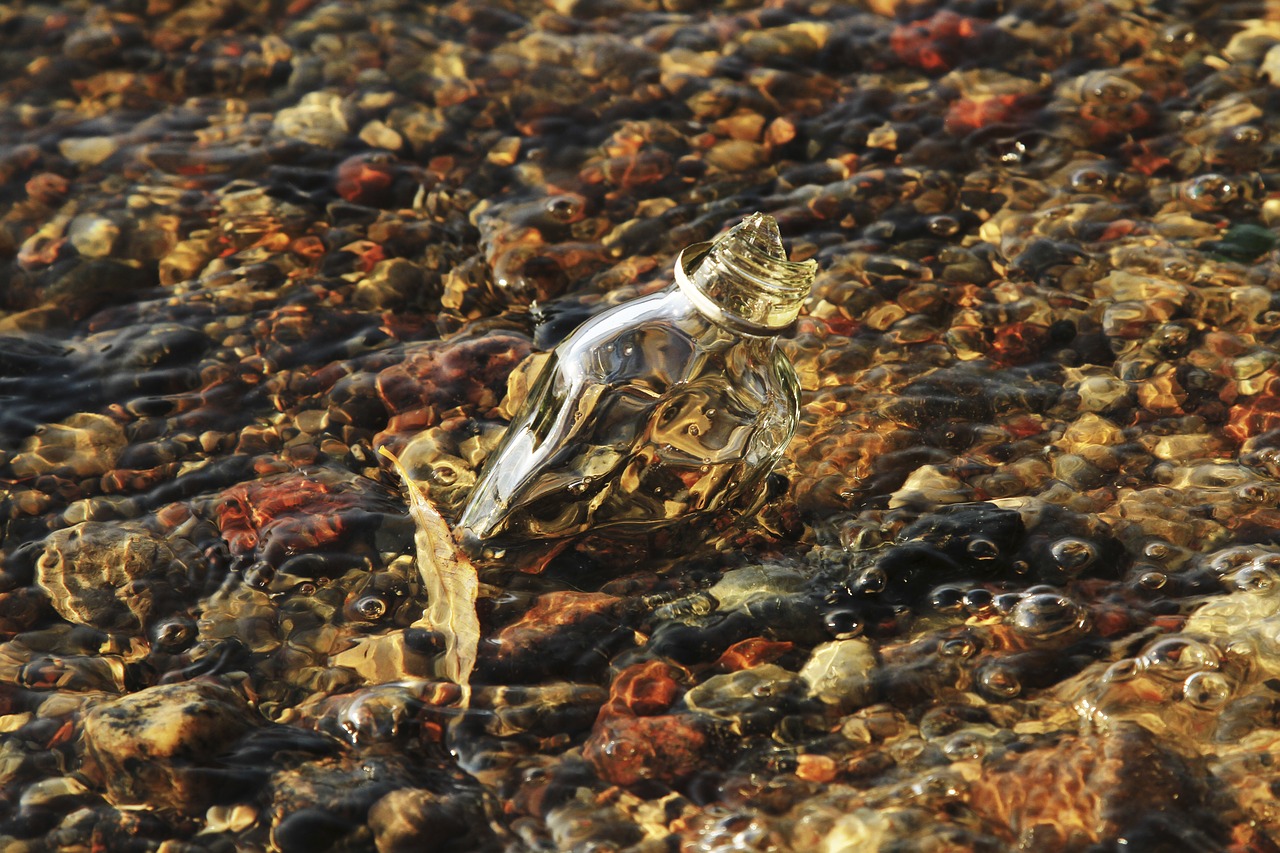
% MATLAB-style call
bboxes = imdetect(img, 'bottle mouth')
[674,213,817,333]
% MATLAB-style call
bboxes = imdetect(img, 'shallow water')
[3,0,1280,850]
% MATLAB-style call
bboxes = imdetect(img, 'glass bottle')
[456,213,817,567]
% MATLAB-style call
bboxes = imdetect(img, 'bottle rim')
[674,241,810,333]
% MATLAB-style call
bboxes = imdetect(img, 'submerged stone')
[35,521,204,632]
[80,681,258,812]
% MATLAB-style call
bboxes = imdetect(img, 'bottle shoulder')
[555,288,697,350]
[552,288,791,392]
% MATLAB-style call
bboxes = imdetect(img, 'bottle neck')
[673,230,816,334]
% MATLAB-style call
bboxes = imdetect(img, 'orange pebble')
[795,754,837,784]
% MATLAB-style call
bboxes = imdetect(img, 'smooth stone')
[1062,413,1124,449]
[888,464,975,508]
[80,681,257,812]
[1152,433,1225,461]
[707,564,808,612]
[272,92,349,147]
[10,412,126,479]
[58,136,118,166]
[1262,43,1280,85]
[683,664,805,734]
[35,521,203,632]
[705,139,768,172]
[368,789,470,853]
[66,215,120,258]
[272,807,357,853]
[1075,374,1132,412]
[1053,453,1107,490]
[358,120,404,151]
[17,775,89,811]
[800,639,879,711]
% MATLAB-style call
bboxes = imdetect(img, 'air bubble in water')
[966,538,999,560]
[1184,173,1238,209]
[1137,571,1167,590]
[354,595,386,621]
[963,588,994,614]
[856,566,887,595]
[824,608,864,639]
[1182,671,1232,710]
[1102,659,1139,683]
[1140,637,1220,679]
[1010,592,1085,640]
[1051,537,1098,574]
[1070,166,1110,191]
[1207,546,1264,576]
[1231,565,1276,594]
[993,593,1022,616]
[930,586,965,613]
[938,637,976,659]
[978,664,1022,699]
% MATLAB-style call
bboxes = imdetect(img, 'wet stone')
[683,664,808,735]
[368,788,491,853]
[967,724,1232,851]
[800,639,879,711]
[581,659,708,787]
[35,521,205,632]
[483,590,631,682]
[80,681,258,812]
[271,92,350,148]
[477,682,607,739]
[10,412,126,479]
[210,468,406,566]
[265,755,450,853]
[57,136,118,167]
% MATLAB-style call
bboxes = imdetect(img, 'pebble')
[271,91,350,147]
[967,724,1225,850]
[80,681,257,812]
[35,521,204,632]
[57,136,118,167]
[368,789,481,853]
[799,639,879,711]
[359,120,404,152]
[66,214,121,258]
[683,664,806,735]
[10,412,126,479]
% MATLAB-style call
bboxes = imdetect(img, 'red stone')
[968,725,1215,849]
[375,333,532,417]
[582,151,673,189]
[1226,397,1280,444]
[25,172,69,205]
[335,153,398,206]
[944,94,1030,135]
[583,713,707,787]
[988,322,1051,366]
[604,660,687,717]
[214,470,394,563]
[889,11,988,73]
[491,591,621,663]
[579,659,704,785]
[714,638,795,672]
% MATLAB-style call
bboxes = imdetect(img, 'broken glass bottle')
[457,213,818,567]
